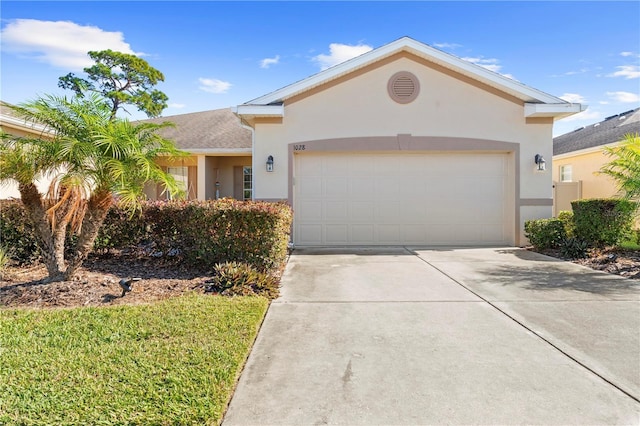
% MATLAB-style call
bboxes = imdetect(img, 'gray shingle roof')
[553,108,640,155]
[139,108,251,151]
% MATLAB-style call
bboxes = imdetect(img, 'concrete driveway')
[223,247,640,425]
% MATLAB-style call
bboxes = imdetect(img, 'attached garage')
[294,151,512,246]
[234,37,583,247]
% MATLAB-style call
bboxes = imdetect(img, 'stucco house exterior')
[234,37,583,247]
[0,103,55,198]
[552,108,640,216]
[2,37,585,247]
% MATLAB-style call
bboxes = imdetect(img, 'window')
[560,165,572,182]
[167,166,188,199]
[243,166,252,200]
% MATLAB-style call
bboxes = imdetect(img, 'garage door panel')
[352,224,374,243]
[325,177,349,197]
[323,157,349,175]
[402,225,427,243]
[349,178,375,198]
[375,176,401,195]
[378,225,401,243]
[297,225,322,245]
[325,225,349,244]
[350,201,375,221]
[298,200,323,221]
[294,153,511,246]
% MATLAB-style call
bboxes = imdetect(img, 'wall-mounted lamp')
[266,155,274,172]
[534,154,546,171]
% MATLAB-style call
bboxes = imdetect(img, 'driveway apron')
[223,247,640,425]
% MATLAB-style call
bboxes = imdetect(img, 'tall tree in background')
[0,50,182,281]
[59,49,168,119]
[599,133,640,200]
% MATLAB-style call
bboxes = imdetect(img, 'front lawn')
[0,294,268,425]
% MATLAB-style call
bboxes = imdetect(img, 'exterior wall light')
[534,154,546,171]
[266,155,274,172]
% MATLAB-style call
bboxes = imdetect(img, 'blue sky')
[1,1,639,137]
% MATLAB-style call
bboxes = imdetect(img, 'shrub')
[205,261,280,299]
[0,199,293,273]
[557,210,575,238]
[0,200,40,264]
[559,237,589,259]
[571,198,638,248]
[94,207,146,254]
[524,218,566,249]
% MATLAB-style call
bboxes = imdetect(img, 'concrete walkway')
[223,247,640,425]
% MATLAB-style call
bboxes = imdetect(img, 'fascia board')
[244,36,569,106]
[233,105,284,117]
[525,103,586,118]
[0,114,51,134]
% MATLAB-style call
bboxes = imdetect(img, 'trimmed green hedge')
[0,199,293,271]
[571,198,637,248]
[524,218,566,250]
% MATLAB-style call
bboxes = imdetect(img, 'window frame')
[242,166,252,200]
[560,165,573,182]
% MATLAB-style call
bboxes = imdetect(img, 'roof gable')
[553,108,640,156]
[240,37,581,119]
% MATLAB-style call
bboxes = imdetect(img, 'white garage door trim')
[288,135,519,246]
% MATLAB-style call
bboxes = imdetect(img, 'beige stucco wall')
[0,122,55,199]
[553,148,619,200]
[251,55,555,245]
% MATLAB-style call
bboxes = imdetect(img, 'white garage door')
[294,152,511,246]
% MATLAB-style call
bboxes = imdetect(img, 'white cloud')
[313,43,373,70]
[606,91,640,103]
[560,109,601,122]
[260,55,280,69]
[608,65,640,79]
[198,78,231,94]
[560,93,587,104]
[620,51,639,57]
[433,42,462,50]
[168,103,186,109]
[0,19,138,70]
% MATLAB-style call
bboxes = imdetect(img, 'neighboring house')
[235,36,583,247]
[0,103,55,198]
[552,108,640,216]
[140,108,252,200]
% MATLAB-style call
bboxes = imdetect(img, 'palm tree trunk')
[64,190,113,280]
[18,182,66,281]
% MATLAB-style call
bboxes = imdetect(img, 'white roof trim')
[525,103,587,119]
[242,36,571,107]
[0,114,51,134]
[232,105,284,117]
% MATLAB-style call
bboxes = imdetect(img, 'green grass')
[0,294,269,425]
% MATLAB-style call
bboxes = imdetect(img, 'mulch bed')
[530,247,640,279]
[1,247,638,309]
[0,255,214,309]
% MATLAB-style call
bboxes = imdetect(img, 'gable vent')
[388,71,420,104]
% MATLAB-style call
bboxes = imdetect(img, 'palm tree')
[0,94,184,281]
[599,133,640,200]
